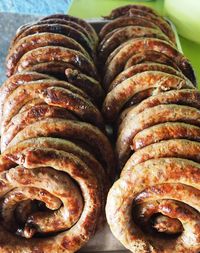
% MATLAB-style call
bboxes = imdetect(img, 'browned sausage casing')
[0,14,115,253]
[102,6,200,253]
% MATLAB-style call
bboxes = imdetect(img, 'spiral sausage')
[101,5,200,253]
[106,158,200,253]
[0,14,114,253]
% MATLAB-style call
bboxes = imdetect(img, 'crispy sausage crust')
[109,62,187,91]
[124,50,181,71]
[0,148,101,252]
[0,72,54,135]
[119,89,200,133]
[12,23,94,58]
[2,136,109,228]
[103,71,193,122]
[65,68,104,106]
[2,79,95,134]
[12,19,95,48]
[101,6,200,253]
[117,104,200,167]
[40,86,104,128]
[125,9,176,42]
[6,118,115,180]
[0,14,115,253]
[106,158,200,253]
[21,61,78,80]
[30,18,93,44]
[1,105,77,151]
[6,33,90,77]
[0,137,110,206]
[14,46,98,79]
[104,38,196,87]
[133,122,200,150]
[41,14,98,45]
[99,16,160,39]
[122,139,200,175]
[98,26,171,63]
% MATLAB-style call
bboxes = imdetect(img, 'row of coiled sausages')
[101,5,200,253]
[0,14,115,253]
[0,4,200,253]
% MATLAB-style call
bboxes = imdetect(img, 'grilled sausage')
[122,139,200,175]
[117,104,200,168]
[1,79,103,136]
[21,61,78,80]
[14,46,98,79]
[103,71,193,122]
[0,72,54,135]
[0,147,101,252]
[98,26,171,63]
[99,16,161,40]
[118,89,200,134]
[6,118,115,180]
[133,122,200,150]
[11,23,94,58]
[0,13,114,253]
[1,105,77,151]
[106,157,200,253]
[41,14,98,45]
[109,62,188,91]
[65,68,104,106]
[123,9,176,43]
[6,33,90,77]
[104,38,196,88]
[124,50,181,71]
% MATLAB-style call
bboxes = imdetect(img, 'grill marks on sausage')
[6,15,99,101]
[118,89,200,134]
[132,122,200,150]
[21,61,78,80]
[127,9,176,43]
[0,72,54,134]
[1,105,78,151]
[107,157,200,252]
[124,50,181,70]
[99,16,160,39]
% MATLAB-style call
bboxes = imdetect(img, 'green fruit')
[164,0,200,44]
